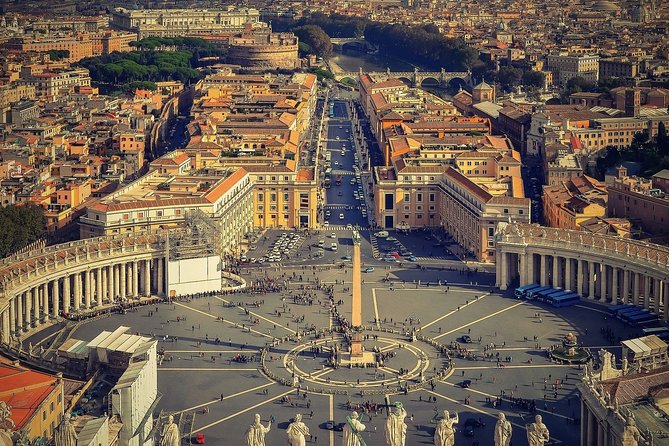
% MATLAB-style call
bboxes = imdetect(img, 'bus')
[526,286,552,299]
[626,312,658,327]
[540,289,572,303]
[608,304,635,316]
[547,293,580,308]
[641,326,669,337]
[515,284,541,299]
[536,288,565,302]
[616,307,648,321]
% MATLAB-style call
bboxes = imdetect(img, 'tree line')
[0,204,45,259]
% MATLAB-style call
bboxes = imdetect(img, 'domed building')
[472,79,495,103]
[589,0,621,14]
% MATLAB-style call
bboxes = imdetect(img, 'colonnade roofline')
[498,223,669,270]
[0,230,173,300]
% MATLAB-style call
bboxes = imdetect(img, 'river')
[329,51,417,73]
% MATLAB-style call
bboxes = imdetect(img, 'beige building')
[373,136,530,262]
[546,53,600,85]
[80,152,253,254]
[227,30,299,70]
[543,175,607,230]
[110,7,263,38]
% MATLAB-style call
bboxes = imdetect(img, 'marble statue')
[526,414,550,446]
[494,412,512,446]
[621,414,642,446]
[342,411,366,446]
[433,410,458,446]
[384,402,407,446]
[160,414,180,446]
[54,413,78,446]
[286,413,310,446]
[245,413,271,446]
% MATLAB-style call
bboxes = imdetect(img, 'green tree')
[47,49,70,61]
[657,121,669,157]
[0,204,46,258]
[293,25,333,60]
[521,70,545,89]
[497,66,523,91]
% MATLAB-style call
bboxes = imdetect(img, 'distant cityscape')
[0,0,668,445]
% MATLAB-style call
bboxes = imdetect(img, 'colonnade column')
[611,267,619,303]
[17,293,25,332]
[654,278,662,315]
[84,269,91,309]
[132,261,139,298]
[144,259,151,296]
[499,252,509,290]
[42,282,49,321]
[540,255,547,287]
[633,273,641,306]
[114,264,120,301]
[96,268,103,307]
[552,256,559,288]
[63,275,70,314]
[73,272,81,311]
[1,310,8,344]
[601,264,608,301]
[109,265,116,301]
[52,279,59,318]
[32,288,39,327]
[527,253,535,284]
[101,267,108,304]
[120,263,126,301]
[588,262,596,299]
[577,259,584,296]
[623,269,630,304]
[157,258,164,296]
[643,275,651,310]
[9,297,16,337]
[564,257,572,291]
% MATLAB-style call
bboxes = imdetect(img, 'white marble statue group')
[234,407,549,446]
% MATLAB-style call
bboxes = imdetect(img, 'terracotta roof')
[204,167,247,203]
[0,364,58,430]
[443,167,493,202]
[602,365,669,406]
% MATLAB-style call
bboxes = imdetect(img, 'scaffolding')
[161,209,223,261]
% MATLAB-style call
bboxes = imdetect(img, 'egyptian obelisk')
[350,230,363,357]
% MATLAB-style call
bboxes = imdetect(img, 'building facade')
[546,53,600,85]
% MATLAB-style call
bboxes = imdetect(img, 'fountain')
[548,332,591,364]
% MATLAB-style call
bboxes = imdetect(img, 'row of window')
[403,193,436,202]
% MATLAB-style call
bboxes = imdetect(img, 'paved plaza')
[29,262,635,446]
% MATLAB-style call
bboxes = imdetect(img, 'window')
[404,205,410,211]
[138,212,144,219]
[519,209,524,214]
[258,193,264,201]
[417,214,423,219]
[156,210,163,217]
[42,411,46,421]
[404,193,410,202]
[503,209,509,214]
[417,193,423,202]
[270,194,277,202]
[283,214,289,219]
[258,205,264,211]
[488,227,494,236]
[283,205,289,211]
[429,193,435,202]
[50,402,54,412]
[271,176,276,181]
[283,193,289,201]
[175,209,181,215]
[122,213,129,220]
[404,215,409,219]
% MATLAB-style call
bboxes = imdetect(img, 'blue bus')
[608,304,635,316]
[626,312,658,327]
[616,307,648,321]
[540,289,573,302]
[550,293,581,308]
[536,288,565,302]
[620,310,653,324]
[515,284,542,299]
[526,286,552,299]
[641,326,669,337]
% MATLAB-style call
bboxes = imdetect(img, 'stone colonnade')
[1,258,166,342]
[495,224,669,322]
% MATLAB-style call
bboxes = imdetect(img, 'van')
[318,240,325,248]
[331,243,338,251]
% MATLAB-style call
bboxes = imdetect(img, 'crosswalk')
[324,204,363,210]
[331,170,354,176]
[414,256,455,261]
[322,225,358,231]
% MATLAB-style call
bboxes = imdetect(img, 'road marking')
[329,394,334,446]
[425,389,563,444]
[174,302,273,339]
[159,368,258,371]
[214,296,293,333]
[422,293,490,330]
[433,302,526,340]
[372,288,380,328]
[575,305,609,314]
[176,382,275,414]
[195,388,295,432]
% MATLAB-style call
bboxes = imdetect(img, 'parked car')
[194,433,206,444]
[461,380,472,388]
[375,231,389,238]
[364,267,375,273]
[461,335,472,343]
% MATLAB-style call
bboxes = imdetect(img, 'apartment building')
[373,135,530,262]
[543,175,608,230]
[110,7,263,38]
[546,53,600,85]
[21,68,91,101]
[80,155,253,254]
[599,58,640,79]
[608,167,669,236]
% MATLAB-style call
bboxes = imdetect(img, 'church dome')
[590,0,620,11]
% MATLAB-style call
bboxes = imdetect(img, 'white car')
[339,213,345,220]
[331,243,338,251]
[375,231,389,238]
[323,221,330,227]
[330,232,337,239]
